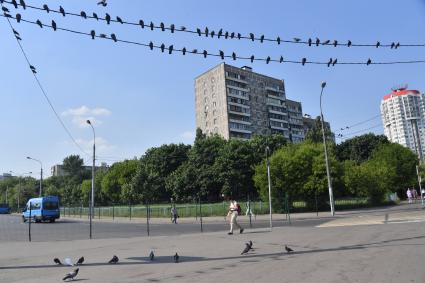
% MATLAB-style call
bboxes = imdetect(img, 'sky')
[1,0,425,177]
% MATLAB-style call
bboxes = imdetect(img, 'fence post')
[129,204,132,221]
[28,202,32,242]
[98,207,100,219]
[199,196,203,232]
[146,202,150,236]
[112,205,115,220]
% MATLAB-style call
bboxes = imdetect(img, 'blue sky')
[1,0,425,176]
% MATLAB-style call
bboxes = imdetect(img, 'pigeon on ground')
[75,256,84,265]
[285,245,294,253]
[173,252,179,263]
[54,258,62,265]
[108,255,119,264]
[63,268,79,281]
[248,240,253,249]
[149,251,154,261]
[241,243,250,255]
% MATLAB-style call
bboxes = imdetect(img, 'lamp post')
[319,82,335,216]
[265,145,273,230]
[26,157,43,197]
[416,165,423,206]
[87,119,96,239]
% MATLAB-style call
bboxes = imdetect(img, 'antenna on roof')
[391,84,408,91]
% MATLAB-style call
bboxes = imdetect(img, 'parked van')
[0,203,11,214]
[22,196,60,223]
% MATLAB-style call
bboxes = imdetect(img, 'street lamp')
[319,82,335,216]
[26,156,43,197]
[87,119,96,239]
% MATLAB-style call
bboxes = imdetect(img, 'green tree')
[131,143,191,203]
[336,133,389,163]
[305,116,333,143]
[62,155,86,179]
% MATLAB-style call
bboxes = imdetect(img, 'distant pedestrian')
[226,197,244,235]
[407,188,413,204]
[171,207,178,224]
[412,188,418,202]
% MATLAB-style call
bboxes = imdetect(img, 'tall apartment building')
[195,63,305,141]
[380,87,425,162]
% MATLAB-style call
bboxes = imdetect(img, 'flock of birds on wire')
[52,241,294,281]
[1,0,424,68]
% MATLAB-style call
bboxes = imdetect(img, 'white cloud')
[62,105,111,128]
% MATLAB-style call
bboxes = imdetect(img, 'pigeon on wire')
[15,13,21,23]
[36,19,42,28]
[11,0,17,9]
[293,38,301,42]
[347,40,352,47]
[59,6,65,17]
[43,4,49,13]
[116,16,123,24]
[51,20,57,31]
[284,245,294,253]
[80,11,87,19]
[93,12,98,20]
[366,58,372,65]
[173,252,179,263]
[29,65,37,74]
[241,243,251,255]
[64,258,74,266]
[97,0,107,7]
[333,40,338,47]
[108,255,119,264]
[90,30,95,39]
[75,256,84,265]
[54,258,63,265]
[63,268,79,281]
[2,6,9,13]
[19,0,26,10]
[111,33,117,42]
[149,251,154,261]
[105,13,111,24]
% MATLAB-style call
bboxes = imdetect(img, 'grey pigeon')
[63,268,79,281]
[54,258,62,265]
[241,243,250,255]
[285,245,294,253]
[97,0,107,7]
[75,256,84,265]
[173,252,179,263]
[19,0,26,9]
[248,241,253,249]
[108,255,119,264]
[149,251,154,261]
[59,6,65,16]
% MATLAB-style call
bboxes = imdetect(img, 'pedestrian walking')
[171,206,178,224]
[407,188,413,204]
[226,197,244,235]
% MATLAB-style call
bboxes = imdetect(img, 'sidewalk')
[1,207,425,283]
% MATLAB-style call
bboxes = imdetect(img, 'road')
[0,203,424,242]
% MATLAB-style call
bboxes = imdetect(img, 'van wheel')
[50,219,55,223]
[22,216,27,223]
[35,218,41,223]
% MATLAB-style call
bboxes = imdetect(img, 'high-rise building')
[381,87,425,161]
[195,63,306,141]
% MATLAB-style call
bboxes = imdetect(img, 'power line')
[335,114,381,133]
[3,14,425,67]
[2,0,424,49]
[0,7,90,157]
[336,124,383,139]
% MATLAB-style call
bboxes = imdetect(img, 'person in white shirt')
[226,198,244,235]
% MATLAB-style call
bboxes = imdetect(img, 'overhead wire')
[2,14,425,66]
[0,6,90,157]
[2,0,425,49]
[335,114,381,133]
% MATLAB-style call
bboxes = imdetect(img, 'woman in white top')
[226,199,244,235]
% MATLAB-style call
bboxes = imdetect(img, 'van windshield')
[43,201,58,210]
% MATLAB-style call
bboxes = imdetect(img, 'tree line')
[0,128,421,211]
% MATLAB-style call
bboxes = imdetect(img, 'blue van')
[0,203,11,214]
[22,196,60,223]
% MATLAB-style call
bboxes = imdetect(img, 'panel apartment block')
[381,87,425,162]
[195,63,305,141]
